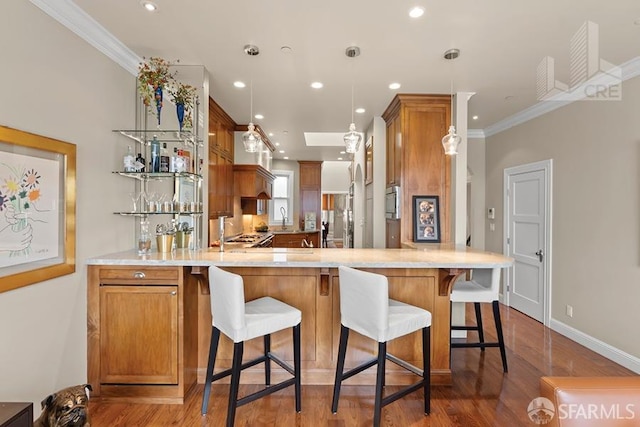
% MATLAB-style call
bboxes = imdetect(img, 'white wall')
[364,117,387,248]
[321,161,350,192]
[0,1,135,409]
[468,137,486,249]
[485,76,640,366]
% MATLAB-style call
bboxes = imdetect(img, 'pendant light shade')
[343,46,362,154]
[242,78,261,153]
[442,48,462,155]
[344,123,362,154]
[242,122,260,153]
[441,125,461,156]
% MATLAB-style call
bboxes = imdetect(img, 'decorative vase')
[176,103,185,132]
[154,86,163,126]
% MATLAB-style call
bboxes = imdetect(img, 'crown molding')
[484,56,640,137]
[467,129,485,139]
[30,0,140,75]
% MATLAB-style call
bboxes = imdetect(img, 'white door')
[504,160,552,325]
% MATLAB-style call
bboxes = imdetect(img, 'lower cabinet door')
[99,285,178,385]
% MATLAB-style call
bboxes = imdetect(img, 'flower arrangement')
[168,82,197,130]
[137,57,177,123]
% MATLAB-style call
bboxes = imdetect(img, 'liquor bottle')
[160,143,170,172]
[124,146,135,172]
[150,135,161,173]
[135,153,145,172]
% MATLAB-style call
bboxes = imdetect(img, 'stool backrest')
[338,266,388,340]
[208,266,246,335]
[470,268,501,295]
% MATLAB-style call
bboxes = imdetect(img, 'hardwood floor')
[88,303,635,426]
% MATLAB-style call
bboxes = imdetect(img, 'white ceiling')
[59,0,640,161]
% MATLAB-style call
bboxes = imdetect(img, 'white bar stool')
[201,266,302,426]
[332,266,431,427]
[450,267,508,372]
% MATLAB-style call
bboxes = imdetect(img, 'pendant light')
[343,46,362,154]
[441,48,462,156]
[242,45,261,153]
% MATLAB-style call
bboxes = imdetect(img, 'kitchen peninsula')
[86,246,512,403]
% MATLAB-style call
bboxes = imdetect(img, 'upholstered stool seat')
[450,267,508,372]
[332,266,431,427]
[201,266,302,426]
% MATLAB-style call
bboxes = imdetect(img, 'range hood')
[234,164,275,199]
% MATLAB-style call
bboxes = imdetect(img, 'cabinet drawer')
[99,267,179,282]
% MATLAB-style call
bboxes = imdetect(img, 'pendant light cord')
[249,79,253,122]
[350,83,355,124]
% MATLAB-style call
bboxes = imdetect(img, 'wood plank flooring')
[88,303,635,426]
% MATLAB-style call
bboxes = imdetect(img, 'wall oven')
[385,186,401,219]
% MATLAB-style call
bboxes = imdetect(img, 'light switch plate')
[488,208,495,219]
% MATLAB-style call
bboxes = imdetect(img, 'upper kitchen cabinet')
[382,94,451,245]
[234,164,275,199]
[208,98,235,219]
[234,124,275,171]
[298,161,322,231]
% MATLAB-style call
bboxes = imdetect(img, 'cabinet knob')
[133,271,146,279]
[170,291,177,296]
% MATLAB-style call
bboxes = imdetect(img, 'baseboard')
[550,318,640,374]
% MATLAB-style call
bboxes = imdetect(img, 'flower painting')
[0,151,60,268]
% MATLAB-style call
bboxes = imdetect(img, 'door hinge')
[507,285,510,292]
[507,237,510,244]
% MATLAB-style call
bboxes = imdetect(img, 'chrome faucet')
[280,207,287,231]
[218,216,227,252]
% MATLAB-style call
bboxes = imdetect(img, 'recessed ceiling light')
[472,115,479,120]
[279,150,285,154]
[283,130,289,134]
[254,114,264,120]
[141,1,157,11]
[504,95,515,101]
[409,6,425,18]
[355,108,365,114]
[284,156,289,160]
[311,82,324,89]
[233,81,246,88]
[281,46,293,53]
[338,157,343,161]
[275,142,280,146]
[340,151,346,154]
[268,132,274,137]
[389,82,401,90]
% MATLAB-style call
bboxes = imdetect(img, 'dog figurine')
[34,384,92,427]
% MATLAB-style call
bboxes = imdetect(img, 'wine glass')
[129,192,140,213]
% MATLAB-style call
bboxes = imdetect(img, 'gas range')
[228,234,263,243]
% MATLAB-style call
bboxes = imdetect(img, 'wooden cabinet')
[241,198,267,215]
[385,219,401,249]
[234,164,275,199]
[298,161,322,231]
[87,266,198,403]
[208,98,235,218]
[99,285,178,384]
[0,403,32,427]
[272,231,320,248]
[382,95,451,246]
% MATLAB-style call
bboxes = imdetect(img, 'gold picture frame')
[0,126,76,293]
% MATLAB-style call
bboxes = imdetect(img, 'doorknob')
[535,249,544,262]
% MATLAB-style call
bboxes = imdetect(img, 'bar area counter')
[86,246,512,403]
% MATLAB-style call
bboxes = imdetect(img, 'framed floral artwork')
[0,126,76,293]
[413,195,440,243]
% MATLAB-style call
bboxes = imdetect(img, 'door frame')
[502,159,553,327]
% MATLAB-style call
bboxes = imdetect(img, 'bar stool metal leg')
[373,342,387,427]
[493,301,508,372]
[227,342,244,427]
[474,302,485,351]
[201,327,220,415]
[293,323,302,412]
[423,326,430,415]
[264,334,271,386]
[331,325,349,413]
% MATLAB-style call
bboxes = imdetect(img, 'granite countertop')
[271,229,320,234]
[86,244,513,269]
